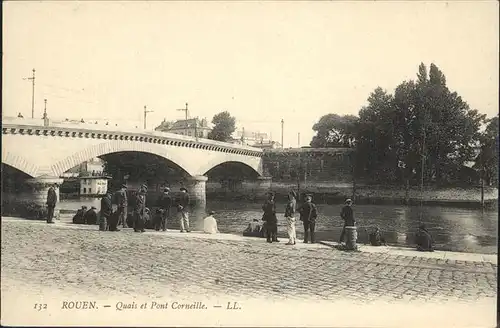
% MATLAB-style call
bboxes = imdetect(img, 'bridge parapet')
[2,118,263,158]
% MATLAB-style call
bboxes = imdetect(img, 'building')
[79,176,110,196]
[155,117,212,138]
[252,140,282,150]
[234,130,270,146]
[63,157,105,177]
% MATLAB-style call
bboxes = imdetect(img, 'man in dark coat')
[114,184,128,228]
[339,199,355,244]
[133,185,147,232]
[299,194,318,243]
[177,187,191,232]
[100,191,114,231]
[262,192,279,243]
[155,187,172,231]
[46,183,58,223]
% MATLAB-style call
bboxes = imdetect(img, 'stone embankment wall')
[261,147,353,183]
[207,179,498,206]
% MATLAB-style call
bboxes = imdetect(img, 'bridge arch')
[49,140,200,178]
[201,159,263,177]
[1,150,37,177]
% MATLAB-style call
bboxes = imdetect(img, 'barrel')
[344,226,358,250]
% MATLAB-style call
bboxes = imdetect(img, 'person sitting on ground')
[83,206,98,225]
[243,219,262,237]
[204,211,219,234]
[369,227,387,246]
[72,206,87,224]
[416,223,434,252]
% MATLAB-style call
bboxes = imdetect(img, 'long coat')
[46,187,57,207]
[262,200,277,226]
[134,193,146,216]
[100,195,113,217]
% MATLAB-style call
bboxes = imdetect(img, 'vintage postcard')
[1,1,498,327]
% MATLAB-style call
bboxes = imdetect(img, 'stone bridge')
[2,117,270,206]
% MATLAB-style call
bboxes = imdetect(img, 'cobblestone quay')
[1,219,496,304]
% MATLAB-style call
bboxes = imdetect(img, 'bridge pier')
[187,175,208,206]
[26,176,64,220]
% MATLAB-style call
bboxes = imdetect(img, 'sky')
[3,1,499,147]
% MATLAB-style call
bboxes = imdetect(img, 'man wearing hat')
[339,198,355,244]
[155,187,172,231]
[299,194,318,243]
[262,191,279,243]
[284,190,298,245]
[133,184,148,232]
[115,184,128,228]
[46,183,59,224]
[100,190,114,231]
[177,187,191,232]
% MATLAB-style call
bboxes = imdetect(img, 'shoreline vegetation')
[207,185,499,209]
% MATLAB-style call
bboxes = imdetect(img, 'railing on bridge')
[2,116,263,157]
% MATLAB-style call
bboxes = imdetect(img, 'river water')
[59,197,498,254]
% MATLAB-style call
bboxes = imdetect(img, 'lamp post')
[281,119,284,149]
[23,68,36,118]
[144,105,154,130]
[177,102,189,135]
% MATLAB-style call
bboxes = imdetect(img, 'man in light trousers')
[177,187,191,232]
[285,191,297,245]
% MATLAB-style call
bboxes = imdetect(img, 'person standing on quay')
[178,187,191,232]
[339,199,355,244]
[133,185,147,233]
[100,191,114,231]
[285,191,297,245]
[115,184,128,228]
[46,183,58,224]
[262,192,279,243]
[299,194,318,243]
[155,187,172,231]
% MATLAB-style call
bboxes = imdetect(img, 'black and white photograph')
[1,1,498,327]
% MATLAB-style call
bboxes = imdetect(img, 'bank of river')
[57,198,498,255]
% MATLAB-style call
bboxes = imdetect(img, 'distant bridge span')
[2,118,269,208]
[2,118,264,178]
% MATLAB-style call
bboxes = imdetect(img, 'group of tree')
[310,63,498,187]
[207,111,236,142]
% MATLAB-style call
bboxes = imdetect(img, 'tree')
[310,114,358,148]
[354,87,399,183]
[478,116,499,186]
[349,63,486,186]
[208,111,236,142]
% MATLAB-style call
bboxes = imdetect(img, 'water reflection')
[58,198,498,254]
